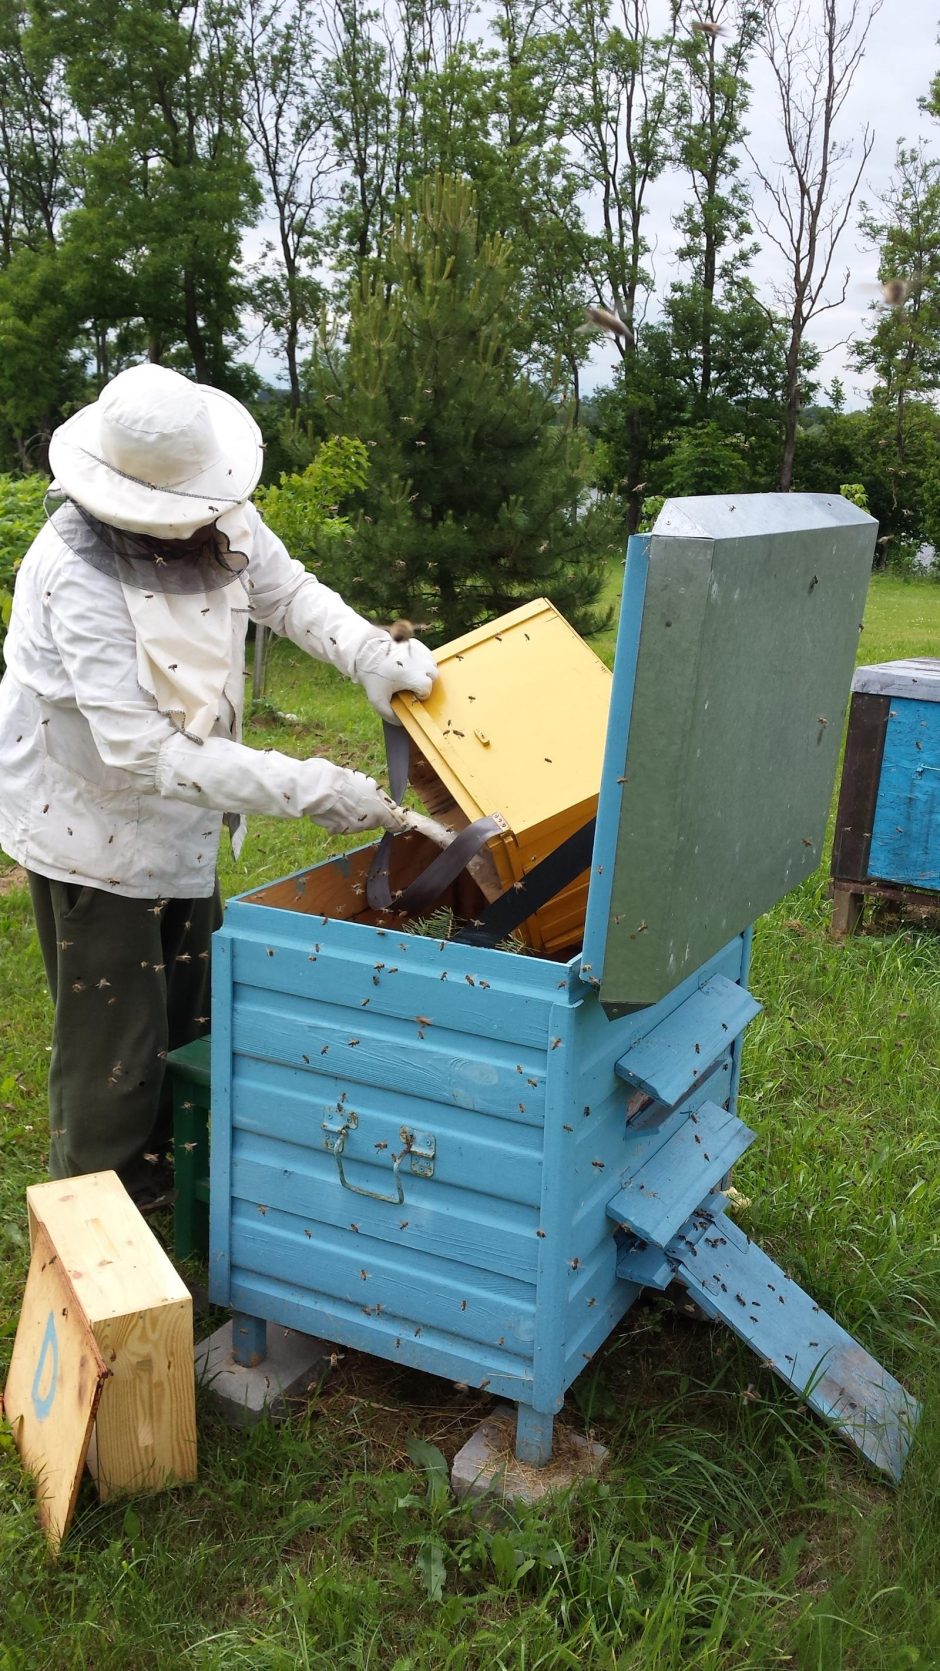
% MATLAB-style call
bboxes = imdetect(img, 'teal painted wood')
[666,1203,919,1482]
[212,876,750,1413]
[529,998,582,1419]
[209,933,234,1300]
[727,926,753,1118]
[868,697,940,890]
[605,1100,756,1245]
[231,1070,545,1205]
[558,935,750,1377]
[230,1143,538,1282]
[228,1270,535,1403]
[614,974,761,1110]
[571,936,747,1113]
[232,1312,267,1367]
[230,992,549,1124]
[230,1206,538,1354]
[614,1238,674,1291]
[515,1407,556,1467]
[230,928,558,1047]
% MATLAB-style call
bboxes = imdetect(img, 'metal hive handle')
[331,1125,406,1205]
[326,1123,437,1204]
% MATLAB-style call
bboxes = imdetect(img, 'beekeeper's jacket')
[0,503,381,897]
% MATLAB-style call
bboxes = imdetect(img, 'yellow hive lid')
[392,599,612,840]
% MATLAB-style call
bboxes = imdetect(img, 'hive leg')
[514,1403,554,1467]
[232,1312,267,1367]
[831,888,865,939]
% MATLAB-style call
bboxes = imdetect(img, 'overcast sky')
[246,0,938,411]
[578,0,940,406]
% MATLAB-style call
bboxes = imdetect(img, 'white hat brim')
[48,383,264,536]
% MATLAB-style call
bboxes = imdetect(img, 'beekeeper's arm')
[44,550,405,834]
[243,505,437,723]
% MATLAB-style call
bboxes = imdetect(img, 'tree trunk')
[286,314,301,413]
[778,346,801,491]
[182,268,212,382]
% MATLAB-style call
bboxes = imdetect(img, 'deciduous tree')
[748,0,880,491]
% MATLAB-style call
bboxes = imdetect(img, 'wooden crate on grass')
[3,1170,196,1547]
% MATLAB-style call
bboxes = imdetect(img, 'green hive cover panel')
[588,494,876,1014]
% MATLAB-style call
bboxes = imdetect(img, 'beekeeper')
[0,364,437,1207]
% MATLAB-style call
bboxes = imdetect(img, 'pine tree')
[305,174,618,643]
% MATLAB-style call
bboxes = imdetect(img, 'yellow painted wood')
[393,600,611,951]
[2,1224,109,1552]
[26,1171,197,1500]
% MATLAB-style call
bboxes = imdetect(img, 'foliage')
[0,471,47,656]
[0,0,937,559]
[839,482,869,512]
[0,244,87,469]
[660,421,751,498]
[638,493,665,532]
[304,174,618,642]
[253,436,370,567]
[794,399,940,556]
[854,143,940,463]
[668,2,764,419]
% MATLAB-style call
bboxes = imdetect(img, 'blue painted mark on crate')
[869,698,940,889]
[31,1311,58,1422]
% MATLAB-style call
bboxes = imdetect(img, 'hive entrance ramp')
[616,1199,919,1482]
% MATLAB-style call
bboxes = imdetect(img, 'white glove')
[353,632,438,724]
[313,764,410,835]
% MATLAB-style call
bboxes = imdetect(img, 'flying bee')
[576,304,631,339]
[857,275,920,309]
[881,277,912,307]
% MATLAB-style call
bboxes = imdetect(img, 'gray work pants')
[27,873,222,1191]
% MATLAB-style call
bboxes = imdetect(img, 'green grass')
[2,572,940,1669]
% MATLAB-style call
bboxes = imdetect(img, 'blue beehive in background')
[209,495,919,1480]
[832,658,940,936]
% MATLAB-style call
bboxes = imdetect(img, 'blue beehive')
[209,495,919,1479]
[832,659,940,935]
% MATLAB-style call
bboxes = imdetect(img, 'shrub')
[253,436,370,568]
[0,473,48,658]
